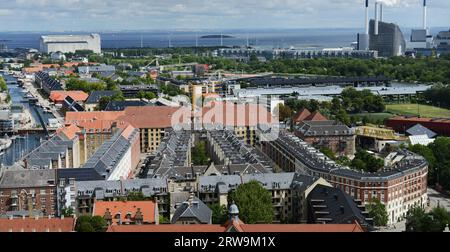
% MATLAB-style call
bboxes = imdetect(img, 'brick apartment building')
[261,131,428,224]
[0,169,57,216]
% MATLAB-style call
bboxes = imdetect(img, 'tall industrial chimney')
[365,0,369,35]
[375,1,379,35]
[380,3,383,22]
[358,0,370,51]
[423,0,427,30]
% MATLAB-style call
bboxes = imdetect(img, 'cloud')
[0,0,448,31]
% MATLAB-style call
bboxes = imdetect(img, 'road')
[22,80,64,125]
[427,187,450,211]
[375,188,450,232]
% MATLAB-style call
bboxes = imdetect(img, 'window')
[40,189,46,195]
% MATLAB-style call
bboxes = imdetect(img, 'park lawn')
[386,103,450,118]
[351,112,395,121]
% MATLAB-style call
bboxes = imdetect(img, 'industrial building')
[369,19,406,57]
[386,116,450,136]
[40,34,101,54]
[434,30,450,53]
[357,1,406,57]
[408,0,434,54]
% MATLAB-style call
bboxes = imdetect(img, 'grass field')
[351,113,395,121]
[386,103,450,118]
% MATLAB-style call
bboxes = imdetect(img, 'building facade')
[0,169,57,216]
[261,131,428,224]
[40,34,101,54]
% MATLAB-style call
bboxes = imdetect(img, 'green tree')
[192,141,209,165]
[90,216,108,232]
[210,204,227,224]
[159,215,170,224]
[335,108,350,126]
[351,150,384,173]
[75,215,107,232]
[97,96,111,111]
[320,147,336,160]
[405,207,443,232]
[76,221,95,232]
[137,90,146,100]
[145,92,156,100]
[229,180,274,224]
[0,76,7,92]
[127,191,147,201]
[75,215,94,232]
[366,198,388,227]
[61,207,74,217]
[429,206,450,231]
[277,103,292,122]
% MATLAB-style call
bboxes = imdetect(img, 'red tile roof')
[50,91,89,103]
[57,124,81,140]
[0,217,75,232]
[238,223,364,232]
[106,222,364,232]
[107,224,226,232]
[305,111,328,121]
[93,201,157,225]
[66,107,180,130]
[293,108,311,123]
[118,106,181,129]
[200,102,276,127]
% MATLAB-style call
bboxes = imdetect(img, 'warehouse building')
[40,34,101,54]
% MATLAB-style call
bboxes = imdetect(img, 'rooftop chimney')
[375,1,379,35]
[423,0,427,30]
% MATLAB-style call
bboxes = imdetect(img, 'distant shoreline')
[200,35,234,39]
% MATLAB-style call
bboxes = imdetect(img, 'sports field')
[386,103,450,118]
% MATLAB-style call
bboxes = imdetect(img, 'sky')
[0,0,449,32]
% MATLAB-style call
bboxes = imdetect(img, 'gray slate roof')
[85,91,119,104]
[0,169,56,188]
[406,124,437,138]
[296,120,353,136]
[171,197,212,224]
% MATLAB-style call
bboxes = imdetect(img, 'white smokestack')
[380,3,383,22]
[375,1,379,35]
[423,0,427,30]
[365,0,369,35]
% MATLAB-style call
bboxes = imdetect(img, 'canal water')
[1,73,55,166]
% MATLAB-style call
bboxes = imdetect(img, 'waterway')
[0,73,55,166]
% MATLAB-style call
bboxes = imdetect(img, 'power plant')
[409,0,434,51]
[358,0,406,57]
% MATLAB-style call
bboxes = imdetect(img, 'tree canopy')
[409,137,450,190]
[192,141,209,165]
[75,215,107,232]
[350,150,384,173]
[366,198,388,227]
[210,203,228,224]
[229,180,274,224]
[66,78,106,93]
[405,206,450,232]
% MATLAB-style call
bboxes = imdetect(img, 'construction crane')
[143,57,161,70]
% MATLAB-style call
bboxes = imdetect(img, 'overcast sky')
[0,0,449,32]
